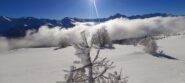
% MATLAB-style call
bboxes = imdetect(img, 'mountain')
[128,13,175,19]
[0,13,178,38]
[0,16,63,38]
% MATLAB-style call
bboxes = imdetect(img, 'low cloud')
[0,16,185,51]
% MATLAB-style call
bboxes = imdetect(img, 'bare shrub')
[54,37,70,50]
[58,37,71,48]
[138,36,158,54]
[61,31,128,83]
[91,27,113,49]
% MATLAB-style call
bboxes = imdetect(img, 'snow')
[24,24,28,27]
[0,35,185,83]
[46,23,53,26]
[2,16,12,22]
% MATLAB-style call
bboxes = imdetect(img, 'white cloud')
[102,16,185,40]
[0,16,185,51]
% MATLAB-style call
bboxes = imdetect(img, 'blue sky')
[0,0,185,19]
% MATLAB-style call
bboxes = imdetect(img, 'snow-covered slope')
[0,35,185,83]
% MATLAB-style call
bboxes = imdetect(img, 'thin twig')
[93,49,101,63]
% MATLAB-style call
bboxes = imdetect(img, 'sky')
[0,0,185,19]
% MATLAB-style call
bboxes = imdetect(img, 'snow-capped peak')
[2,16,12,22]
[46,23,53,26]
[24,24,28,27]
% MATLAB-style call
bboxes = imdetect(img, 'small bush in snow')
[138,36,158,54]
[91,27,113,49]
[54,37,70,50]
[58,37,70,48]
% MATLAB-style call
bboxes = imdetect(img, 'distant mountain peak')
[108,13,127,19]
[0,16,12,22]
[19,17,37,20]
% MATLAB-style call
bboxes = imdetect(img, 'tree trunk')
[88,64,93,83]
[87,52,93,83]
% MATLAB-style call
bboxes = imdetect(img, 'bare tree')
[61,31,127,83]
[54,37,70,50]
[138,36,158,54]
[91,27,113,49]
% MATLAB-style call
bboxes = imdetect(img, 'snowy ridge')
[2,16,12,22]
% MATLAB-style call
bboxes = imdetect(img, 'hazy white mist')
[1,16,185,51]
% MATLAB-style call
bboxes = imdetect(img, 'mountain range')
[0,13,178,38]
